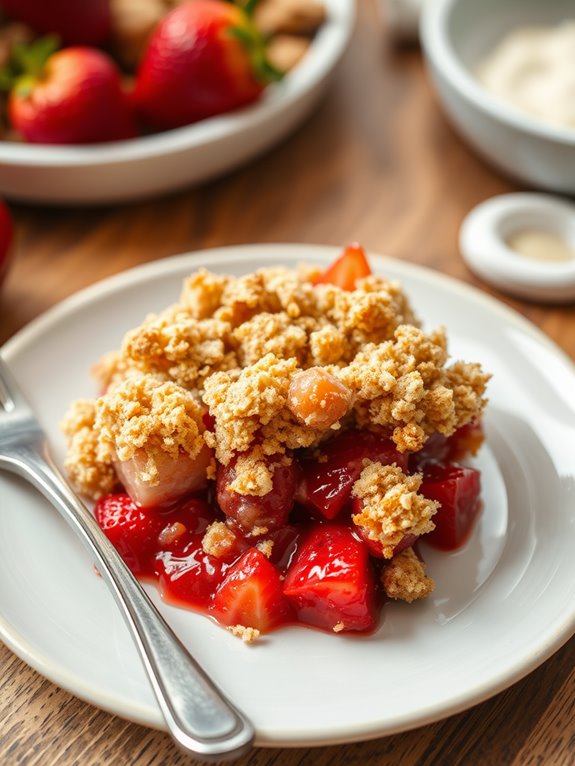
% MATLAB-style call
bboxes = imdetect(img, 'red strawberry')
[6,39,136,144]
[0,0,111,46]
[0,200,13,288]
[209,548,293,632]
[313,243,372,290]
[155,534,229,610]
[94,493,164,575]
[297,430,408,520]
[420,463,481,550]
[133,0,282,130]
[283,524,378,633]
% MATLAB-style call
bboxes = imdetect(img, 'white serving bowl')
[420,0,575,194]
[0,0,353,205]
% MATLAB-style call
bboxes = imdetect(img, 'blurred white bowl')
[0,0,354,205]
[420,0,575,193]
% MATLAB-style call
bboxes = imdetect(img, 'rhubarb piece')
[298,429,408,520]
[216,450,298,532]
[283,524,378,632]
[209,548,294,632]
[420,463,481,550]
[115,444,213,508]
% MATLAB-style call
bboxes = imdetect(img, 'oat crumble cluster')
[62,262,490,605]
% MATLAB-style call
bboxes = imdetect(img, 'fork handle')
[2,443,254,762]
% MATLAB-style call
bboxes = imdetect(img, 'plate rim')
[2,242,575,747]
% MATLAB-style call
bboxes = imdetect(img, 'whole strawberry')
[0,0,111,47]
[4,38,136,144]
[133,0,282,130]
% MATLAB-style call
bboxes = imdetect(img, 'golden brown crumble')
[202,521,237,559]
[227,625,261,643]
[61,400,118,499]
[62,262,488,504]
[256,539,274,558]
[381,548,435,602]
[352,462,439,558]
[95,373,207,485]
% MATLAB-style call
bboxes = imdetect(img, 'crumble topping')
[381,548,435,602]
[61,400,118,499]
[227,625,261,643]
[94,374,207,485]
[351,462,439,558]
[256,539,274,558]
[202,521,237,559]
[62,263,488,502]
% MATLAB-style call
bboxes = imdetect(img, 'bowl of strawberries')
[0,0,353,204]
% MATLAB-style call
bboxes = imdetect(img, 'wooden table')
[1,2,574,764]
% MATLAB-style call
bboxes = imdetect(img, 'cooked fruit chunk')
[283,524,377,632]
[94,493,164,574]
[155,533,228,609]
[288,367,352,429]
[297,430,408,520]
[115,444,213,508]
[208,548,294,632]
[216,452,298,532]
[420,464,481,550]
[313,243,371,290]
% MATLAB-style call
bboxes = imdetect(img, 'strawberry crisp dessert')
[62,245,490,642]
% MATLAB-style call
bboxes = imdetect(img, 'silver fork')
[0,353,254,762]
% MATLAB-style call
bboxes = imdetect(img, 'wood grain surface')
[1,1,574,764]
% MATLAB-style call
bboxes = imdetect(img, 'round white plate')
[0,0,353,205]
[1,244,575,747]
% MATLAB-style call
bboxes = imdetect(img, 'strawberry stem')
[228,24,284,85]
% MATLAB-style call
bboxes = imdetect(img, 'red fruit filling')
[420,464,482,551]
[208,548,294,633]
[216,452,298,532]
[283,525,378,633]
[298,429,408,520]
[93,427,483,637]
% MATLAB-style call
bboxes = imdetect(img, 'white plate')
[1,244,575,747]
[0,0,353,205]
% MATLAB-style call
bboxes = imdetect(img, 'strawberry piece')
[115,444,213,508]
[216,452,298,532]
[7,42,136,144]
[297,430,408,520]
[133,0,282,130]
[94,493,164,575]
[156,534,228,609]
[313,243,372,290]
[209,548,293,632]
[420,463,481,550]
[410,419,485,472]
[0,0,111,46]
[283,524,377,633]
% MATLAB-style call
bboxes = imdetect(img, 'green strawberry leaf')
[228,24,285,85]
[0,35,60,94]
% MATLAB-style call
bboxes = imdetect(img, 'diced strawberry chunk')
[208,548,294,632]
[313,243,371,291]
[410,420,485,472]
[216,452,298,532]
[114,444,213,508]
[94,493,164,575]
[155,534,228,609]
[283,524,377,633]
[420,464,481,550]
[297,430,408,520]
